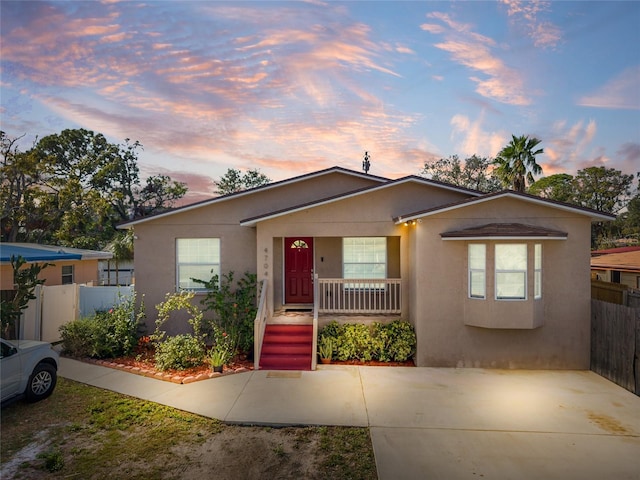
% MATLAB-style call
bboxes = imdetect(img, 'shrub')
[318,320,416,363]
[59,317,99,358]
[154,334,205,371]
[378,320,416,362]
[338,324,377,361]
[60,292,144,359]
[153,291,204,341]
[195,271,257,355]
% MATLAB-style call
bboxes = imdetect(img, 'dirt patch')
[1,379,376,480]
[167,427,321,479]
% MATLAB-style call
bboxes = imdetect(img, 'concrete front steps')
[259,324,313,370]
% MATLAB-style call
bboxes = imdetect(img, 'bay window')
[495,244,527,300]
[468,244,486,299]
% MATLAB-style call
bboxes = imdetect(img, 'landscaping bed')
[67,351,414,385]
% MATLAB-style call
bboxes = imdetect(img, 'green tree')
[619,193,640,242]
[214,168,271,195]
[421,155,501,192]
[492,134,544,192]
[570,166,635,249]
[571,166,634,214]
[1,255,50,339]
[105,230,134,285]
[1,129,187,248]
[1,132,43,242]
[133,174,187,217]
[528,173,574,202]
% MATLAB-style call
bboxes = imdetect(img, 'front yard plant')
[60,291,144,359]
[206,325,236,370]
[318,320,416,363]
[151,291,207,371]
[194,271,258,355]
[153,333,205,371]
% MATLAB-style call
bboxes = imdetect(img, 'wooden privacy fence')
[591,280,630,305]
[591,299,640,395]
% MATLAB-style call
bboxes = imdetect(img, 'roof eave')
[395,191,617,224]
[441,236,567,241]
[119,166,390,229]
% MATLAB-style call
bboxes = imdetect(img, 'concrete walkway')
[59,358,640,479]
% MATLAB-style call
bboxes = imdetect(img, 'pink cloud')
[499,0,562,49]
[578,66,640,110]
[424,12,531,106]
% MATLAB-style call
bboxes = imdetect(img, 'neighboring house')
[99,260,134,286]
[0,243,113,290]
[591,247,640,290]
[119,166,614,369]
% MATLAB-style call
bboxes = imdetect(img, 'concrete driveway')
[60,359,640,479]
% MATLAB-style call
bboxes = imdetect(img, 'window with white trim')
[534,243,542,299]
[343,237,386,288]
[61,265,74,285]
[468,244,486,299]
[495,244,527,300]
[176,238,220,291]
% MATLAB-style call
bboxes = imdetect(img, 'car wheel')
[25,363,57,402]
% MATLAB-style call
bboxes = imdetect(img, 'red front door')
[285,237,314,304]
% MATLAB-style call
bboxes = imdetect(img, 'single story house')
[591,247,640,290]
[0,243,113,290]
[119,166,614,370]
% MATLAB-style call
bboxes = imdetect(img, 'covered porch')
[251,222,411,371]
[254,274,404,372]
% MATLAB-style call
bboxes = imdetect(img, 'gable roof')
[441,223,568,240]
[239,175,482,227]
[591,246,640,256]
[590,250,640,272]
[0,243,113,264]
[394,190,616,224]
[119,166,390,229]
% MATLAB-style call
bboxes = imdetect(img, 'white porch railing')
[253,279,269,370]
[317,278,401,314]
[312,274,320,370]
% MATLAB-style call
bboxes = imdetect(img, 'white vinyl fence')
[20,284,134,343]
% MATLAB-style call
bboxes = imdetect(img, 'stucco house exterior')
[120,166,614,370]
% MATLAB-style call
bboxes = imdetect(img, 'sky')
[1,0,639,204]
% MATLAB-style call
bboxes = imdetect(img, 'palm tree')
[493,135,544,192]
[106,230,134,285]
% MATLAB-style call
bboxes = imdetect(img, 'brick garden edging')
[77,357,251,385]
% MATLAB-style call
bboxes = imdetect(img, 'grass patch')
[1,377,377,479]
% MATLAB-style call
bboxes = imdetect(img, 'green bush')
[59,317,99,358]
[60,293,143,359]
[318,320,416,363]
[377,320,416,362]
[154,334,205,371]
[194,271,257,355]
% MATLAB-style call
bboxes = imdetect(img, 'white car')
[1,338,59,404]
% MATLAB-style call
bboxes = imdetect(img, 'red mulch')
[330,359,415,367]
[70,343,414,385]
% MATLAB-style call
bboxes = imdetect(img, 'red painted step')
[260,324,313,371]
